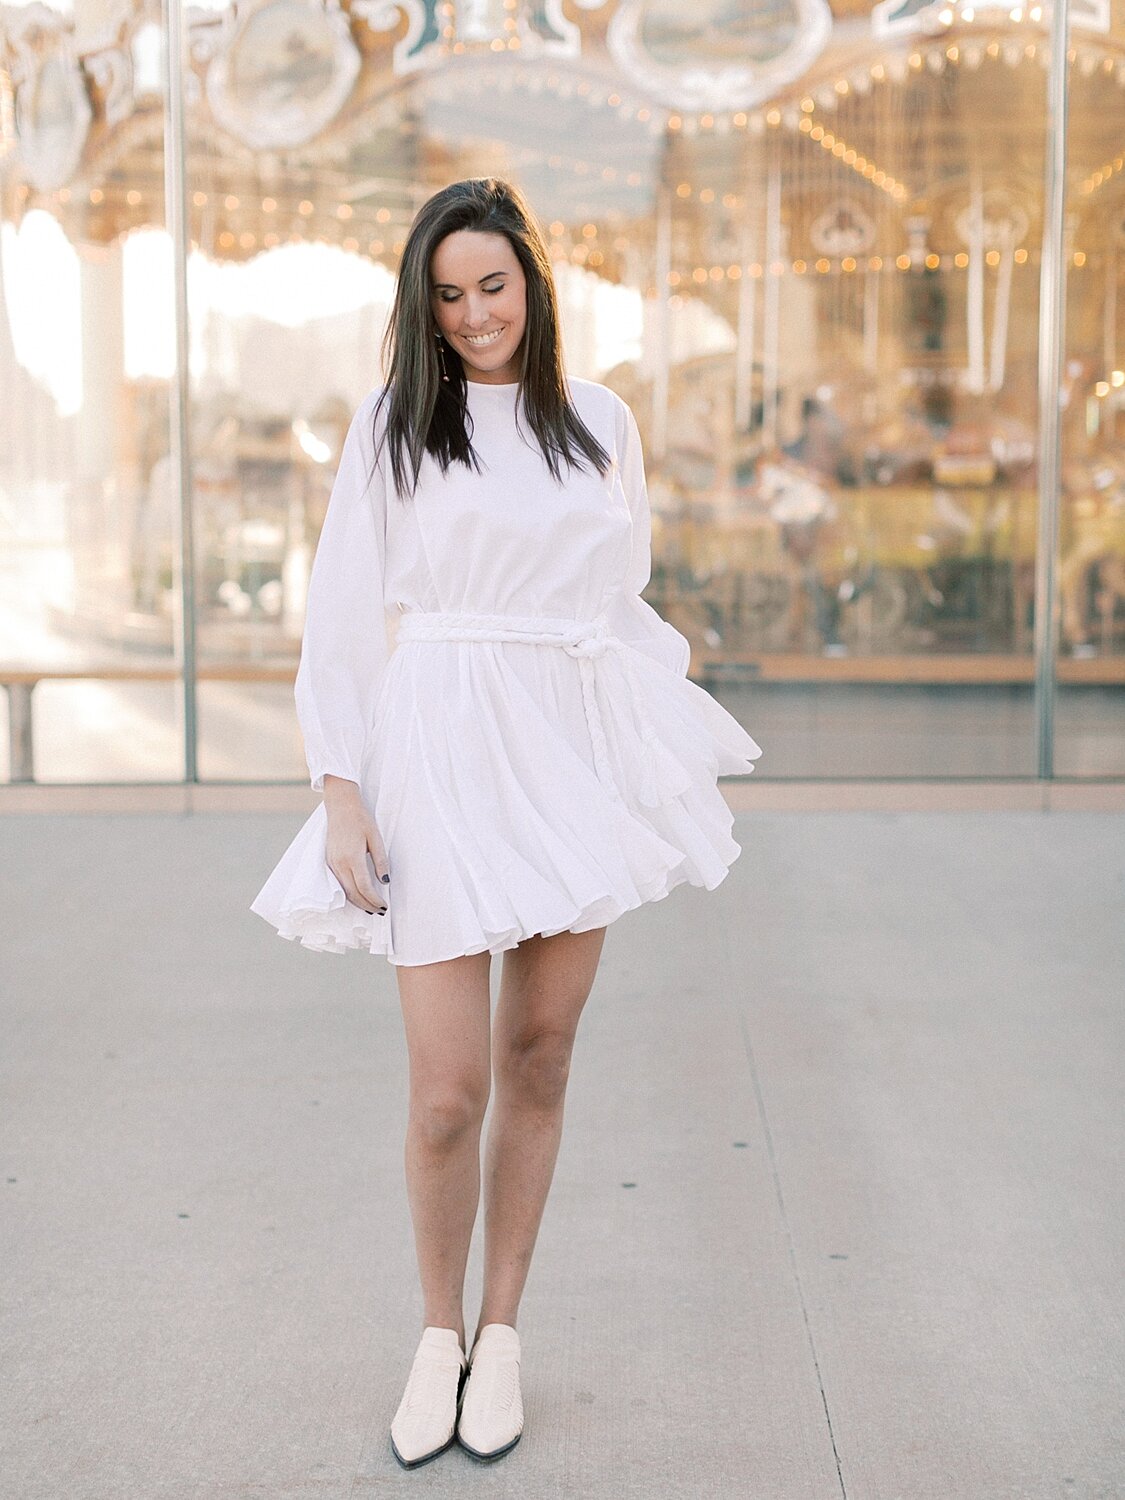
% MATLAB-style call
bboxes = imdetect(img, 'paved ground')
[1,808,1122,1499]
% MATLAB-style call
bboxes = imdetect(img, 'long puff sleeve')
[294,391,389,793]
[605,397,692,678]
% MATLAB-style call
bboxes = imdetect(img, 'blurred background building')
[1,0,1123,785]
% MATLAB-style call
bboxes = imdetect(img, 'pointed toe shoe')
[390,1325,468,1468]
[456,1322,524,1462]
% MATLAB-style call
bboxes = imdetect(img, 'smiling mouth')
[462,327,505,346]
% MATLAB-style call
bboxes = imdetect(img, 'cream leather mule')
[456,1322,524,1462]
[390,1326,468,1468]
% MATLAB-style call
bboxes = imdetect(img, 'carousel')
[2,0,1125,685]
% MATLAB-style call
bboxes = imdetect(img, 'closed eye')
[439,283,505,302]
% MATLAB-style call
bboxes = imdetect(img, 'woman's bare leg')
[473,926,607,1344]
[396,950,493,1350]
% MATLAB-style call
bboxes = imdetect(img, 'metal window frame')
[1033,0,1072,778]
[162,0,198,782]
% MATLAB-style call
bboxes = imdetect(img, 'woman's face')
[429,230,528,385]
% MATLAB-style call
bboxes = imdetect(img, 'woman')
[251,177,763,1469]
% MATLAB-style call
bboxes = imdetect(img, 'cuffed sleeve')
[605,397,692,678]
[294,391,389,793]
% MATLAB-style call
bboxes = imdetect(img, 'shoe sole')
[389,1361,469,1468]
[455,1429,523,1463]
[390,1430,458,1469]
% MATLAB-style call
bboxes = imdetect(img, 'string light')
[653,248,1070,284]
[743,32,1125,136]
[21,18,1123,286]
[36,178,1067,281]
[22,131,1068,278]
[1081,151,1125,195]
[18,186,1078,279]
[799,111,909,201]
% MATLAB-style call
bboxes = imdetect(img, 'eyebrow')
[431,270,509,289]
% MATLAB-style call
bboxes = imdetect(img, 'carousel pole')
[161,0,198,783]
[1034,0,1070,780]
[989,225,1014,392]
[1103,238,1117,379]
[652,183,672,462]
[734,208,758,431]
[966,163,986,394]
[761,131,782,448]
[862,263,879,378]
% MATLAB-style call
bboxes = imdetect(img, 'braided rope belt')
[396,609,634,800]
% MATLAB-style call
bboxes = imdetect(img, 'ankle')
[471,1316,517,1345]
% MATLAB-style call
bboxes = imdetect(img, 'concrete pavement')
[1,808,1122,1499]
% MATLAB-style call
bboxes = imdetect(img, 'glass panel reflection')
[184,9,1054,779]
[3,1,1123,782]
[1,3,179,784]
[1056,42,1125,774]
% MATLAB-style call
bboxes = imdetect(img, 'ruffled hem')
[250,786,744,966]
[250,639,762,967]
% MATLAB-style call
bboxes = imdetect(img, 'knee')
[498,1030,574,1110]
[410,1081,489,1150]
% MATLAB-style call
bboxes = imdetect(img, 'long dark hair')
[370,177,611,498]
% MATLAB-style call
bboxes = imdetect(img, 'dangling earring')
[435,328,450,382]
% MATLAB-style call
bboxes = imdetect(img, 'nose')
[461,295,492,330]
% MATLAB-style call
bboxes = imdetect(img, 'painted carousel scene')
[1,5,1122,1500]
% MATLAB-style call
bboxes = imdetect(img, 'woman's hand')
[323,776,390,915]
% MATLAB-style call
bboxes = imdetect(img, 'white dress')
[250,376,764,966]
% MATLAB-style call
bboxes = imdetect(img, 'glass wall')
[1,7,182,781]
[1,0,1122,784]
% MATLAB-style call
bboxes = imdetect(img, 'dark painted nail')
[381,873,390,883]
